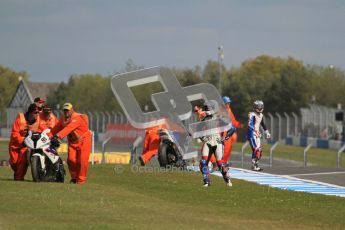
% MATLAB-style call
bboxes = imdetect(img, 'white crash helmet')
[253,100,264,113]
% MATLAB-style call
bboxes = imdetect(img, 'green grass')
[0,164,345,229]
[0,140,8,161]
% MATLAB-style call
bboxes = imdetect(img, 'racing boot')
[251,158,262,171]
[200,159,210,187]
[220,163,232,187]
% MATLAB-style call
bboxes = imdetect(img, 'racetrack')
[230,152,345,187]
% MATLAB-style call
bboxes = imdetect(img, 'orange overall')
[38,112,58,132]
[51,112,91,184]
[141,124,167,165]
[222,105,242,163]
[9,113,39,180]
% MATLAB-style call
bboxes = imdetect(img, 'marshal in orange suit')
[9,103,40,180]
[38,105,58,132]
[222,96,243,163]
[50,103,91,184]
[139,122,168,166]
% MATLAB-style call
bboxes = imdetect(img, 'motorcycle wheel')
[31,155,44,182]
[55,159,65,183]
[158,142,177,167]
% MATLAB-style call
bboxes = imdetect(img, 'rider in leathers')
[199,101,232,187]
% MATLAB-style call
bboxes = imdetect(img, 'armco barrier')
[329,140,344,149]
[285,137,293,145]
[317,139,329,149]
[284,136,345,151]
[300,136,308,147]
[106,124,145,143]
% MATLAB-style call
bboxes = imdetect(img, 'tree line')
[1,56,345,124]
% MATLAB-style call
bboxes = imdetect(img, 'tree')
[223,55,311,120]
[173,66,203,86]
[47,74,122,112]
[0,65,29,125]
[202,60,226,90]
[307,65,345,107]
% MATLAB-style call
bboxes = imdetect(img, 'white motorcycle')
[24,129,65,182]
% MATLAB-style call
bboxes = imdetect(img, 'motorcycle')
[157,128,186,168]
[24,129,65,182]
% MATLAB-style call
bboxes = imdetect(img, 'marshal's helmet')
[222,96,231,104]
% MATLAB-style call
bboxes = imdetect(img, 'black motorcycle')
[157,128,186,168]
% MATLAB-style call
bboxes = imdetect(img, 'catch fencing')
[2,104,344,145]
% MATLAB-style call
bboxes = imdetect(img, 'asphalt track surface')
[108,144,345,187]
[229,152,345,187]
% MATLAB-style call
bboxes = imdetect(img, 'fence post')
[300,109,306,131]
[269,141,279,167]
[131,136,143,165]
[303,143,313,167]
[105,111,111,127]
[102,136,112,164]
[292,112,298,136]
[100,111,106,133]
[275,112,282,140]
[316,107,322,135]
[284,112,290,137]
[111,111,117,123]
[87,111,93,131]
[337,144,345,168]
[119,112,124,124]
[241,141,249,168]
[91,131,95,165]
[95,111,100,134]
[267,113,274,141]
[312,108,318,137]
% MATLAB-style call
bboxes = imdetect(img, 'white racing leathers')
[199,132,231,186]
[247,111,269,171]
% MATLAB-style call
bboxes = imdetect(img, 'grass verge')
[0,164,345,229]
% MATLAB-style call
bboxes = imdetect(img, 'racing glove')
[264,130,271,139]
[50,135,61,148]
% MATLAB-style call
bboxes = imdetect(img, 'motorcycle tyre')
[31,155,44,182]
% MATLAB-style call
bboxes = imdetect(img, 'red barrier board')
[106,124,145,142]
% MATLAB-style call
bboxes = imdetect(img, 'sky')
[1,0,345,82]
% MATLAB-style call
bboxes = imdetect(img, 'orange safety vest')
[38,112,58,131]
[226,106,242,128]
[63,113,89,143]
